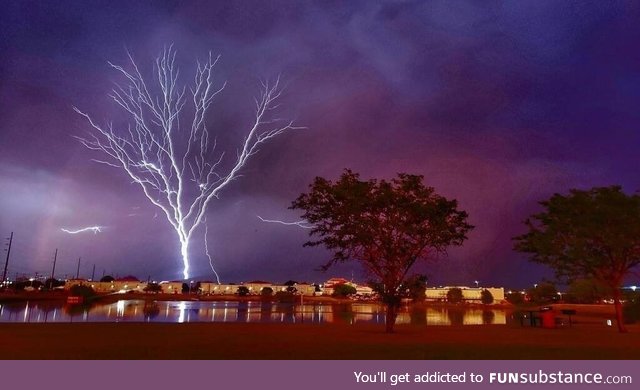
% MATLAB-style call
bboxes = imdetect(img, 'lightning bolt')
[75,47,301,280]
[257,215,314,229]
[61,226,104,234]
[205,223,221,284]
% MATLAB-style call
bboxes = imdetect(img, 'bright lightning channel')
[204,223,221,284]
[61,226,104,234]
[257,216,314,229]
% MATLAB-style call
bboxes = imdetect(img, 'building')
[425,286,505,304]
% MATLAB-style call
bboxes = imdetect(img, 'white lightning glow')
[204,223,221,284]
[257,215,314,229]
[75,46,302,279]
[61,226,104,234]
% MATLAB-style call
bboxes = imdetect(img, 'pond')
[0,300,509,325]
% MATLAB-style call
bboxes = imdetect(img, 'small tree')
[69,284,95,299]
[447,288,464,304]
[274,290,295,302]
[401,274,428,302]
[292,170,472,333]
[100,275,114,282]
[237,286,250,296]
[144,282,163,293]
[44,278,64,290]
[514,186,640,332]
[505,291,525,305]
[261,286,274,298]
[480,289,494,305]
[566,278,610,304]
[332,283,357,298]
[526,282,558,304]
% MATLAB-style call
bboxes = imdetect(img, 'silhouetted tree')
[332,283,357,298]
[292,170,472,332]
[565,278,610,304]
[525,282,558,304]
[44,278,64,290]
[447,288,464,304]
[401,274,428,302]
[237,286,250,296]
[144,283,163,293]
[514,186,640,332]
[261,286,274,298]
[480,289,494,305]
[100,275,114,282]
[505,291,525,305]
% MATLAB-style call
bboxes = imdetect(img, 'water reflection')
[0,300,508,325]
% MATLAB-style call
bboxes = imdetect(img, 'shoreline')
[1,321,638,359]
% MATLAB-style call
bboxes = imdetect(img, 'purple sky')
[1,1,639,287]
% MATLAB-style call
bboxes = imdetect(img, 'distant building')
[425,286,505,304]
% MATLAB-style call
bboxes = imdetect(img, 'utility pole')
[76,257,81,279]
[91,264,96,281]
[2,232,13,286]
[50,249,58,281]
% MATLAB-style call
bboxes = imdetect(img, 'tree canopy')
[292,170,472,332]
[514,186,640,332]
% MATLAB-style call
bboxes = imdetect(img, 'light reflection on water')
[0,300,508,325]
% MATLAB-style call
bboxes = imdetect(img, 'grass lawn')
[1,321,639,360]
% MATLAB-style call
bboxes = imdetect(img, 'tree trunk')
[612,288,627,333]
[385,303,397,333]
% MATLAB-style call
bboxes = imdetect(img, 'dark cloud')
[1,0,639,287]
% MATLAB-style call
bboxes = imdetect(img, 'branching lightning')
[75,46,302,279]
[257,215,314,229]
[204,222,221,284]
[61,226,104,234]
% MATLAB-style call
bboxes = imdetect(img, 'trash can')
[541,309,556,329]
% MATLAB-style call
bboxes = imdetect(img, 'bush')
[526,282,558,304]
[144,283,163,293]
[261,287,274,298]
[403,275,428,302]
[332,283,357,298]
[565,278,610,304]
[481,289,494,305]
[447,288,463,304]
[237,286,250,296]
[623,292,640,324]
[44,278,64,290]
[69,284,95,298]
[274,291,295,302]
[506,291,525,305]
[100,275,114,282]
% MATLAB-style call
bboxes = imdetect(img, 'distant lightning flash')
[61,226,104,234]
[257,216,314,229]
[204,223,221,284]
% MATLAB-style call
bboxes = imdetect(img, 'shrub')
[623,292,640,324]
[480,289,494,305]
[274,291,295,302]
[261,287,274,298]
[144,283,163,293]
[506,291,525,305]
[237,286,250,296]
[100,275,114,282]
[447,288,463,304]
[69,284,95,298]
[332,283,357,298]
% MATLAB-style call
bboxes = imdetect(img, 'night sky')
[1,1,639,287]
